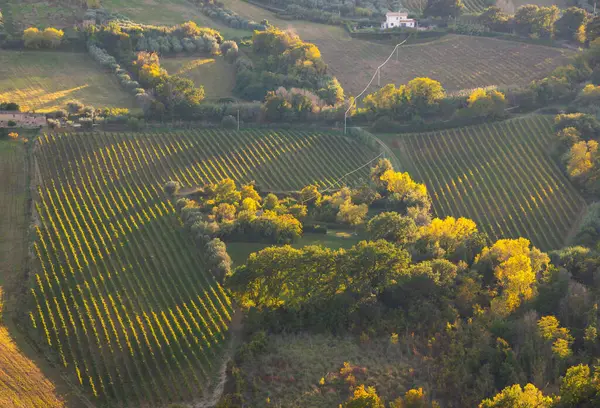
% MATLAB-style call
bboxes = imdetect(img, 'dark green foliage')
[424,0,465,18]
[514,5,560,39]
[555,7,589,43]
[0,102,19,111]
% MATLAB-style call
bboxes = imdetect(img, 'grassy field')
[0,51,136,113]
[0,139,69,407]
[161,56,236,100]
[236,333,424,407]
[30,129,377,405]
[383,115,586,251]
[220,0,572,95]
[2,0,83,32]
[100,0,251,38]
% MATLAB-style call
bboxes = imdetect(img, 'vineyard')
[332,35,573,95]
[401,0,487,13]
[395,115,586,251]
[0,50,136,113]
[30,129,377,405]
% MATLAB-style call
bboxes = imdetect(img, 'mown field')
[0,139,68,407]
[161,56,236,100]
[30,129,377,405]
[1,0,83,32]
[220,0,572,95]
[0,51,136,113]
[100,0,251,38]
[389,115,586,251]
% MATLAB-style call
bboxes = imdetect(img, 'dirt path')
[189,309,243,408]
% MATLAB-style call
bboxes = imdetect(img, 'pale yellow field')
[161,56,237,100]
[0,51,136,112]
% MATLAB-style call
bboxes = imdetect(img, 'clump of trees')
[234,27,344,104]
[362,77,446,122]
[23,27,64,49]
[169,180,304,245]
[424,0,465,18]
[477,5,590,43]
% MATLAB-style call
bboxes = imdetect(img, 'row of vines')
[29,129,377,405]
[403,115,586,251]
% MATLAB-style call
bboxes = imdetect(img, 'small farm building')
[381,12,416,29]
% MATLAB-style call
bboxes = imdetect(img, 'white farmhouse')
[381,12,416,29]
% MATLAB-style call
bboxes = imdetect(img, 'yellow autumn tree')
[476,238,549,316]
[566,140,597,179]
[344,385,385,408]
[23,27,43,48]
[380,169,426,198]
[466,88,506,118]
[419,216,478,254]
[538,315,574,359]
[41,27,64,48]
[479,383,554,407]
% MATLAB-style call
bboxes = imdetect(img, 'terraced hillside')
[30,129,377,405]
[394,115,586,251]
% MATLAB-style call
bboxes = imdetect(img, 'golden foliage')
[566,140,597,179]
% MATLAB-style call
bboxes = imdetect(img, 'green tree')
[336,199,368,226]
[424,0,465,18]
[367,212,418,246]
[555,7,589,43]
[514,5,560,38]
[559,365,600,406]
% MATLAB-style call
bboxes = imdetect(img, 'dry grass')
[0,50,136,112]
[0,323,66,408]
[238,333,423,407]
[221,0,573,95]
[161,56,237,100]
[0,140,66,408]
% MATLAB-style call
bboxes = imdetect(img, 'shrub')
[47,119,61,129]
[163,180,181,197]
[7,120,16,127]
[221,115,237,129]
[66,100,85,114]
